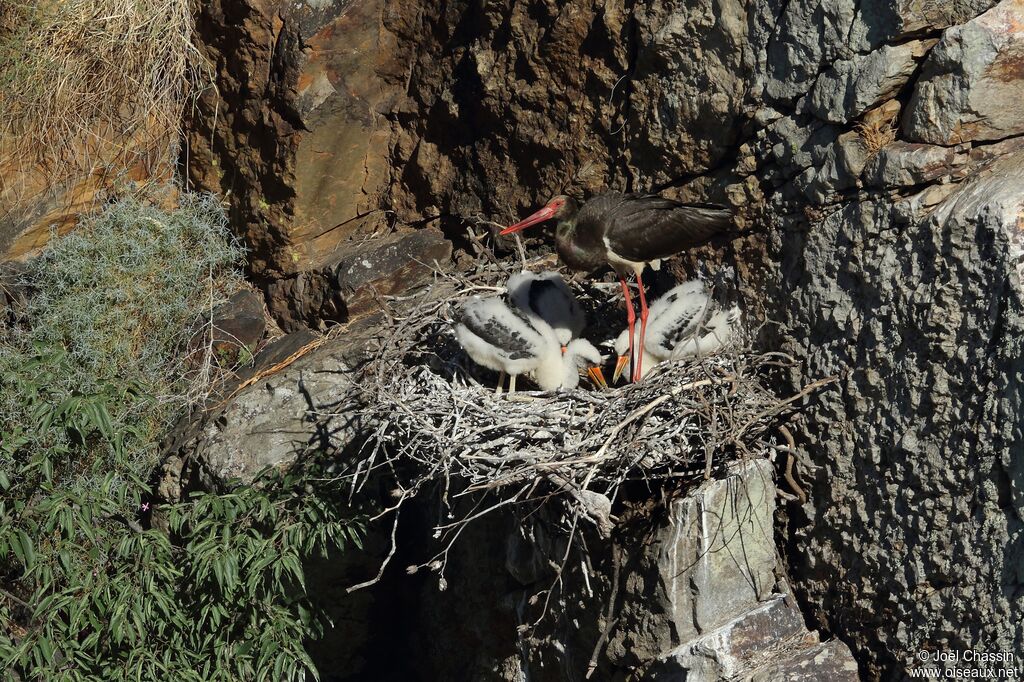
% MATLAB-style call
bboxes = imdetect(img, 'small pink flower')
[140,502,150,512]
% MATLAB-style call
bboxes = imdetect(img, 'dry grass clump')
[334,262,829,586]
[0,0,205,186]
[855,111,898,158]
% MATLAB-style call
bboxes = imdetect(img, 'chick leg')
[619,275,637,382]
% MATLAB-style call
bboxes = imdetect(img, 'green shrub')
[0,461,363,681]
[26,193,242,402]
[0,192,364,680]
[1,191,243,481]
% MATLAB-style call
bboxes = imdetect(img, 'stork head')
[500,195,578,234]
[565,338,608,390]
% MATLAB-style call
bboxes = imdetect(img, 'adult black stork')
[500,193,734,381]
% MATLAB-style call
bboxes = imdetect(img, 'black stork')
[499,192,734,382]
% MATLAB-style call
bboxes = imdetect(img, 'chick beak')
[587,366,608,390]
[612,355,630,384]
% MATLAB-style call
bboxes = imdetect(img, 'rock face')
[265,227,452,331]
[862,141,962,187]
[185,0,448,324]
[805,40,935,124]
[634,461,858,681]
[412,460,858,681]
[774,149,1024,677]
[186,0,386,276]
[903,0,1024,144]
[186,0,1024,678]
[0,128,173,261]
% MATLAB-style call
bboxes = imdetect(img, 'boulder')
[863,141,963,187]
[640,461,856,681]
[748,640,862,681]
[163,324,371,493]
[208,289,267,358]
[330,229,452,319]
[673,459,778,634]
[805,40,935,124]
[660,598,818,680]
[264,228,452,331]
[903,0,1024,144]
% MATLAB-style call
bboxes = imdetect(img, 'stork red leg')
[635,271,650,382]
[619,276,636,380]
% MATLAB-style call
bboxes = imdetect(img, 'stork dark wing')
[603,195,733,263]
[529,275,584,333]
[527,278,559,317]
[457,298,541,360]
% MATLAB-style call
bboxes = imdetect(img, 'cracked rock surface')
[903,0,1024,144]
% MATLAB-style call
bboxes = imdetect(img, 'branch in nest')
[546,473,616,539]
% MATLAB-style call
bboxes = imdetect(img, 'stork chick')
[560,338,606,390]
[455,297,606,393]
[611,283,740,381]
[610,280,708,381]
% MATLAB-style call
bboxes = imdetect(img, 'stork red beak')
[500,202,559,234]
[612,355,630,384]
[587,366,609,390]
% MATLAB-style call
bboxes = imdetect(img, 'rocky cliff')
[159,0,1024,678]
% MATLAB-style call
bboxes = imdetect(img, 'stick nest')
[344,261,825,547]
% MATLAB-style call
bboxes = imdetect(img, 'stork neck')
[555,218,576,244]
[555,219,599,272]
[532,342,566,391]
